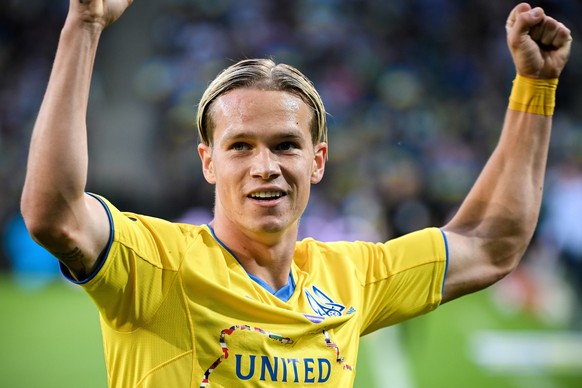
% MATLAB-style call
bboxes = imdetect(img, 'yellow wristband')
[508,74,558,116]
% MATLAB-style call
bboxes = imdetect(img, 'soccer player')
[21,1,572,386]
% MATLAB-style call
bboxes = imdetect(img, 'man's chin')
[255,223,285,234]
[250,218,296,235]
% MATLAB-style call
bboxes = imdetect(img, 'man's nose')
[250,148,280,179]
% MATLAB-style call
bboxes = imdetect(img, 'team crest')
[304,286,346,317]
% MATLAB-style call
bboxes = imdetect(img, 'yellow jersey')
[63,195,447,387]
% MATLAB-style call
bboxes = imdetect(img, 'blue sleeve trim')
[439,228,450,298]
[60,193,114,285]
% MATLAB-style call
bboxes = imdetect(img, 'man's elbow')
[490,239,531,281]
[481,216,536,275]
[21,201,72,252]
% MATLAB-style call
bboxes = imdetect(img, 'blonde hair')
[197,58,327,146]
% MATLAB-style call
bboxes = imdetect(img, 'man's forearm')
[21,22,102,232]
[456,108,551,241]
[441,76,555,302]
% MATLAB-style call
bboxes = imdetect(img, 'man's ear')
[198,143,216,184]
[311,142,328,184]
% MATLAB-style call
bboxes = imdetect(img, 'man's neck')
[209,220,298,291]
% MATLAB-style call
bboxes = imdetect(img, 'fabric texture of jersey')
[63,196,447,387]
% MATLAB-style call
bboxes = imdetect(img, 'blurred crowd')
[1,0,581,326]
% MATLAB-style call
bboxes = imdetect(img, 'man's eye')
[277,142,297,151]
[232,142,249,151]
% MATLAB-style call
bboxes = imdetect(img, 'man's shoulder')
[294,238,371,267]
[296,238,372,252]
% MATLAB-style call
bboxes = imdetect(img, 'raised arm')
[20,0,133,279]
[441,3,572,302]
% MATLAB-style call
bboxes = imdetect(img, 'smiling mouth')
[248,191,285,200]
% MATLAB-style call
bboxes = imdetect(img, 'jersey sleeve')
[326,228,447,335]
[351,228,448,334]
[64,195,188,331]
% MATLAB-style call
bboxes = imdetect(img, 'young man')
[21,1,571,386]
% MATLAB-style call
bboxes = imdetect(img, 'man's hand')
[506,2,572,79]
[68,0,133,30]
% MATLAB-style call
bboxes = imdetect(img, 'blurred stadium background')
[1,0,581,386]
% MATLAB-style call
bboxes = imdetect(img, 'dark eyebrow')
[277,132,304,141]
[222,129,305,143]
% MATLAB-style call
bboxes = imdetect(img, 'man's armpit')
[53,246,87,279]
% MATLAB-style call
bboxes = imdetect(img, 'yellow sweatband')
[508,74,558,116]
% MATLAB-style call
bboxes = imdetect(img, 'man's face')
[198,88,327,239]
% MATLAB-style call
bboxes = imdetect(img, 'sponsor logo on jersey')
[234,355,332,383]
[200,326,353,386]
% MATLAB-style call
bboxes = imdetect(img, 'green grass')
[0,276,107,388]
[355,290,582,388]
[1,275,580,387]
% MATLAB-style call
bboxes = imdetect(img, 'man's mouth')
[248,191,285,200]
